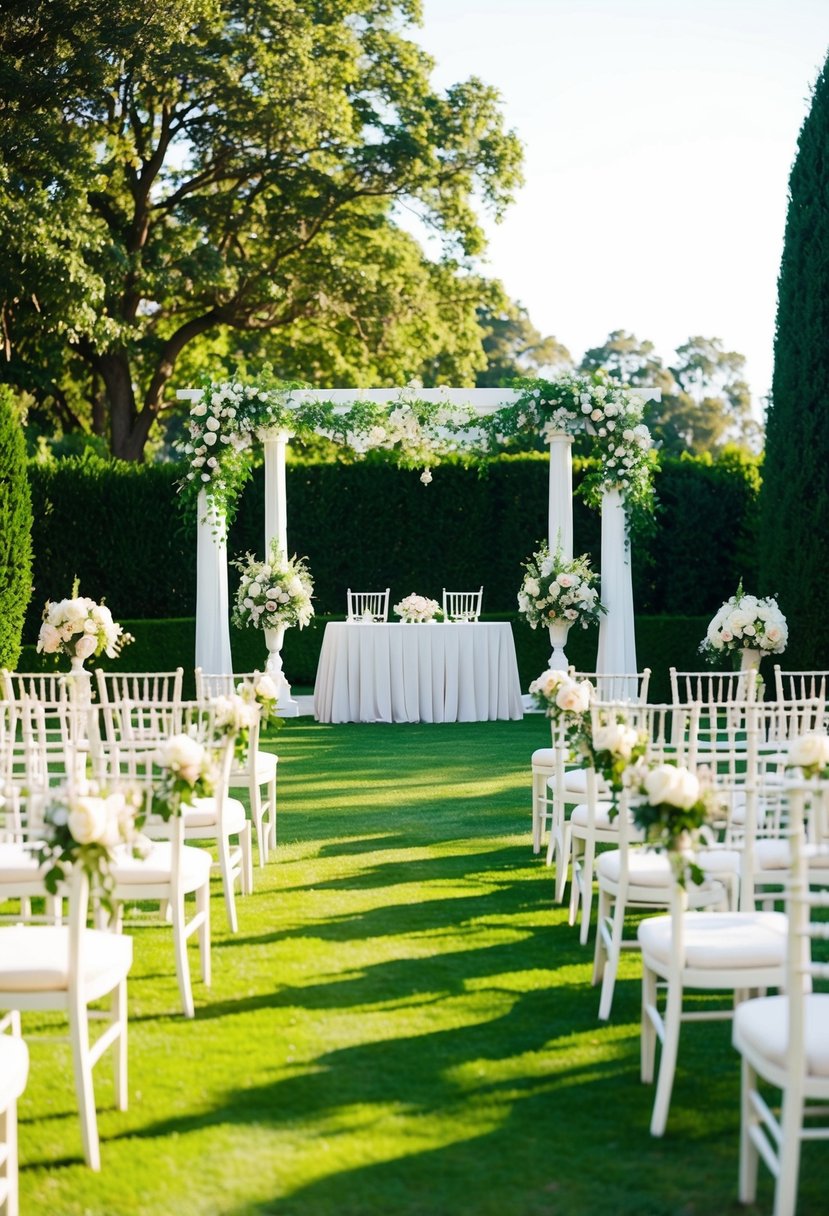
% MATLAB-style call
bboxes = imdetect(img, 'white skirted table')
[313,622,524,724]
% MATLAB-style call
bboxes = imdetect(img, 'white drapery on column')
[195,491,233,675]
[547,433,573,559]
[262,430,299,715]
[596,488,637,696]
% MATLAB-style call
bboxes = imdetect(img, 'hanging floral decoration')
[176,374,476,528]
[482,370,656,514]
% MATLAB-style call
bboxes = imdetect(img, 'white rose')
[556,680,591,714]
[249,582,262,597]
[74,633,97,660]
[524,577,540,597]
[254,674,279,702]
[155,734,205,786]
[37,622,62,654]
[68,796,109,845]
[593,721,639,760]
[205,416,221,431]
[788,732,829,772]
[191,403,207,417]
[203,432,218,446]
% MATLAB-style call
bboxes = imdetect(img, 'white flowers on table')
[699,582,788,661]
[231,541,314,631]
[36,586,133,664]
[518,543,604,631]
[393,593,443,623]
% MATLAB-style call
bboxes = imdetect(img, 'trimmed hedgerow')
[0,386,32,667]
[25,453,759,641]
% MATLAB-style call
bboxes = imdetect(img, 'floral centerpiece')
[630,762,714,887]
[231,541,314,631]
[786,732,829,780]
[699,581,788,664]
[393,593,444,623]
[36,581,133,667]
[40,782,144,914]
[518,543,603,631]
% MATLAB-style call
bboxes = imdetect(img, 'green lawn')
[11,717,823,1215]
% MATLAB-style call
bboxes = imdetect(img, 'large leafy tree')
[0,0,522,459]
[474,297,571,386]
[760,56,829,665]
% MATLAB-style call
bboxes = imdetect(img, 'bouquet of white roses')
[518,543,604,631]
[231,541,314,630]
[40,782,144,914]
[576,711,648,805]
[152,734,216,820]
[631,762,714,887]
[528,669,593,723]
[393,593,443,623]
[786,732,829,780]
[699,582,787,661]
[236,672,283,733]
[36,581,133,664]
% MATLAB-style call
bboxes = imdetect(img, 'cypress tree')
[760,55,829,668]
[0,385,32,668]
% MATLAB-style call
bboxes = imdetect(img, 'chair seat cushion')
[696,847,742,877]
[184,796,247,834]
[531,747,555,768]
[111,842,212,887]
[570,801,618,829]
[734,993,829,1078]
[231,749,278,786]
[0,1035,29,1104]
[0,926,133,992]
[638,910,788,970]
[561,767,610,797]
[0,842,48,882]
[597,848,672,886]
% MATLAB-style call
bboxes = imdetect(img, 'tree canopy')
[0,0,522,459]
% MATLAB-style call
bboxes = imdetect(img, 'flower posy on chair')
[36,580,133,666]
[699,581,787,663]
[518,543,604,630]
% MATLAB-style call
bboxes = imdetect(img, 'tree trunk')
[99,351,142,460]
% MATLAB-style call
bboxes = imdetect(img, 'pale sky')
[417,0,829,409]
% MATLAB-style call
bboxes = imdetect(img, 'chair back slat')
[346,589,390,622]
[442,587,483,622]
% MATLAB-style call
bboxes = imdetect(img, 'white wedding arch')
[177,384,660,713]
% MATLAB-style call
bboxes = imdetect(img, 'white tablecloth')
[313,622,524,724]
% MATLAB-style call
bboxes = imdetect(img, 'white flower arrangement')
[36,582,133,663]
[393,593,444,623]
[699,582,788,661]
[40,782,144,913]
[236,672,282,732]
[632,762,715,887]
[231,542,314,631]
[152,734,216,820]
[518,543,604,631]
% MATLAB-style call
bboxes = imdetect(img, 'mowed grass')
[11,717,825,1215]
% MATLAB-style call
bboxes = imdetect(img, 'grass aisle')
[15,719,822,1214]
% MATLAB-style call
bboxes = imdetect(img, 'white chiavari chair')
[0,866,132,1169]
[442,587,483,622]
[637,700,789,1137]
[733,780,829,1216]
[773,667,829,704]
[194,670,278,866]
[0,1025,28,1216]
[95,668,184,744]
[346,589,389,622]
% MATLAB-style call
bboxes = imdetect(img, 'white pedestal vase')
[739,647,762,673]
[548,621,572,671]
[263,625,299,717]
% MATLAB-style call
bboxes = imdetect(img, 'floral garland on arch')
[176,372,476,528]
[483,370,656,515]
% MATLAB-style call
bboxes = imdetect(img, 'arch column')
[195,491,233,675]
[547,432,573,558]
[262,429,299,716]
[596,488,638,694]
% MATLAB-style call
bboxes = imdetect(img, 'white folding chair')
[0,867,132,1169]
[195,670,279,866]
[733,780,829,1216]
[442,587,483,622]
[346,589,389,622]
[0,1028,28,1216]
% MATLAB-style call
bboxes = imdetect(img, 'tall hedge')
[0,386,33,666]
[24,453,760,641]
[761,55,829,667]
